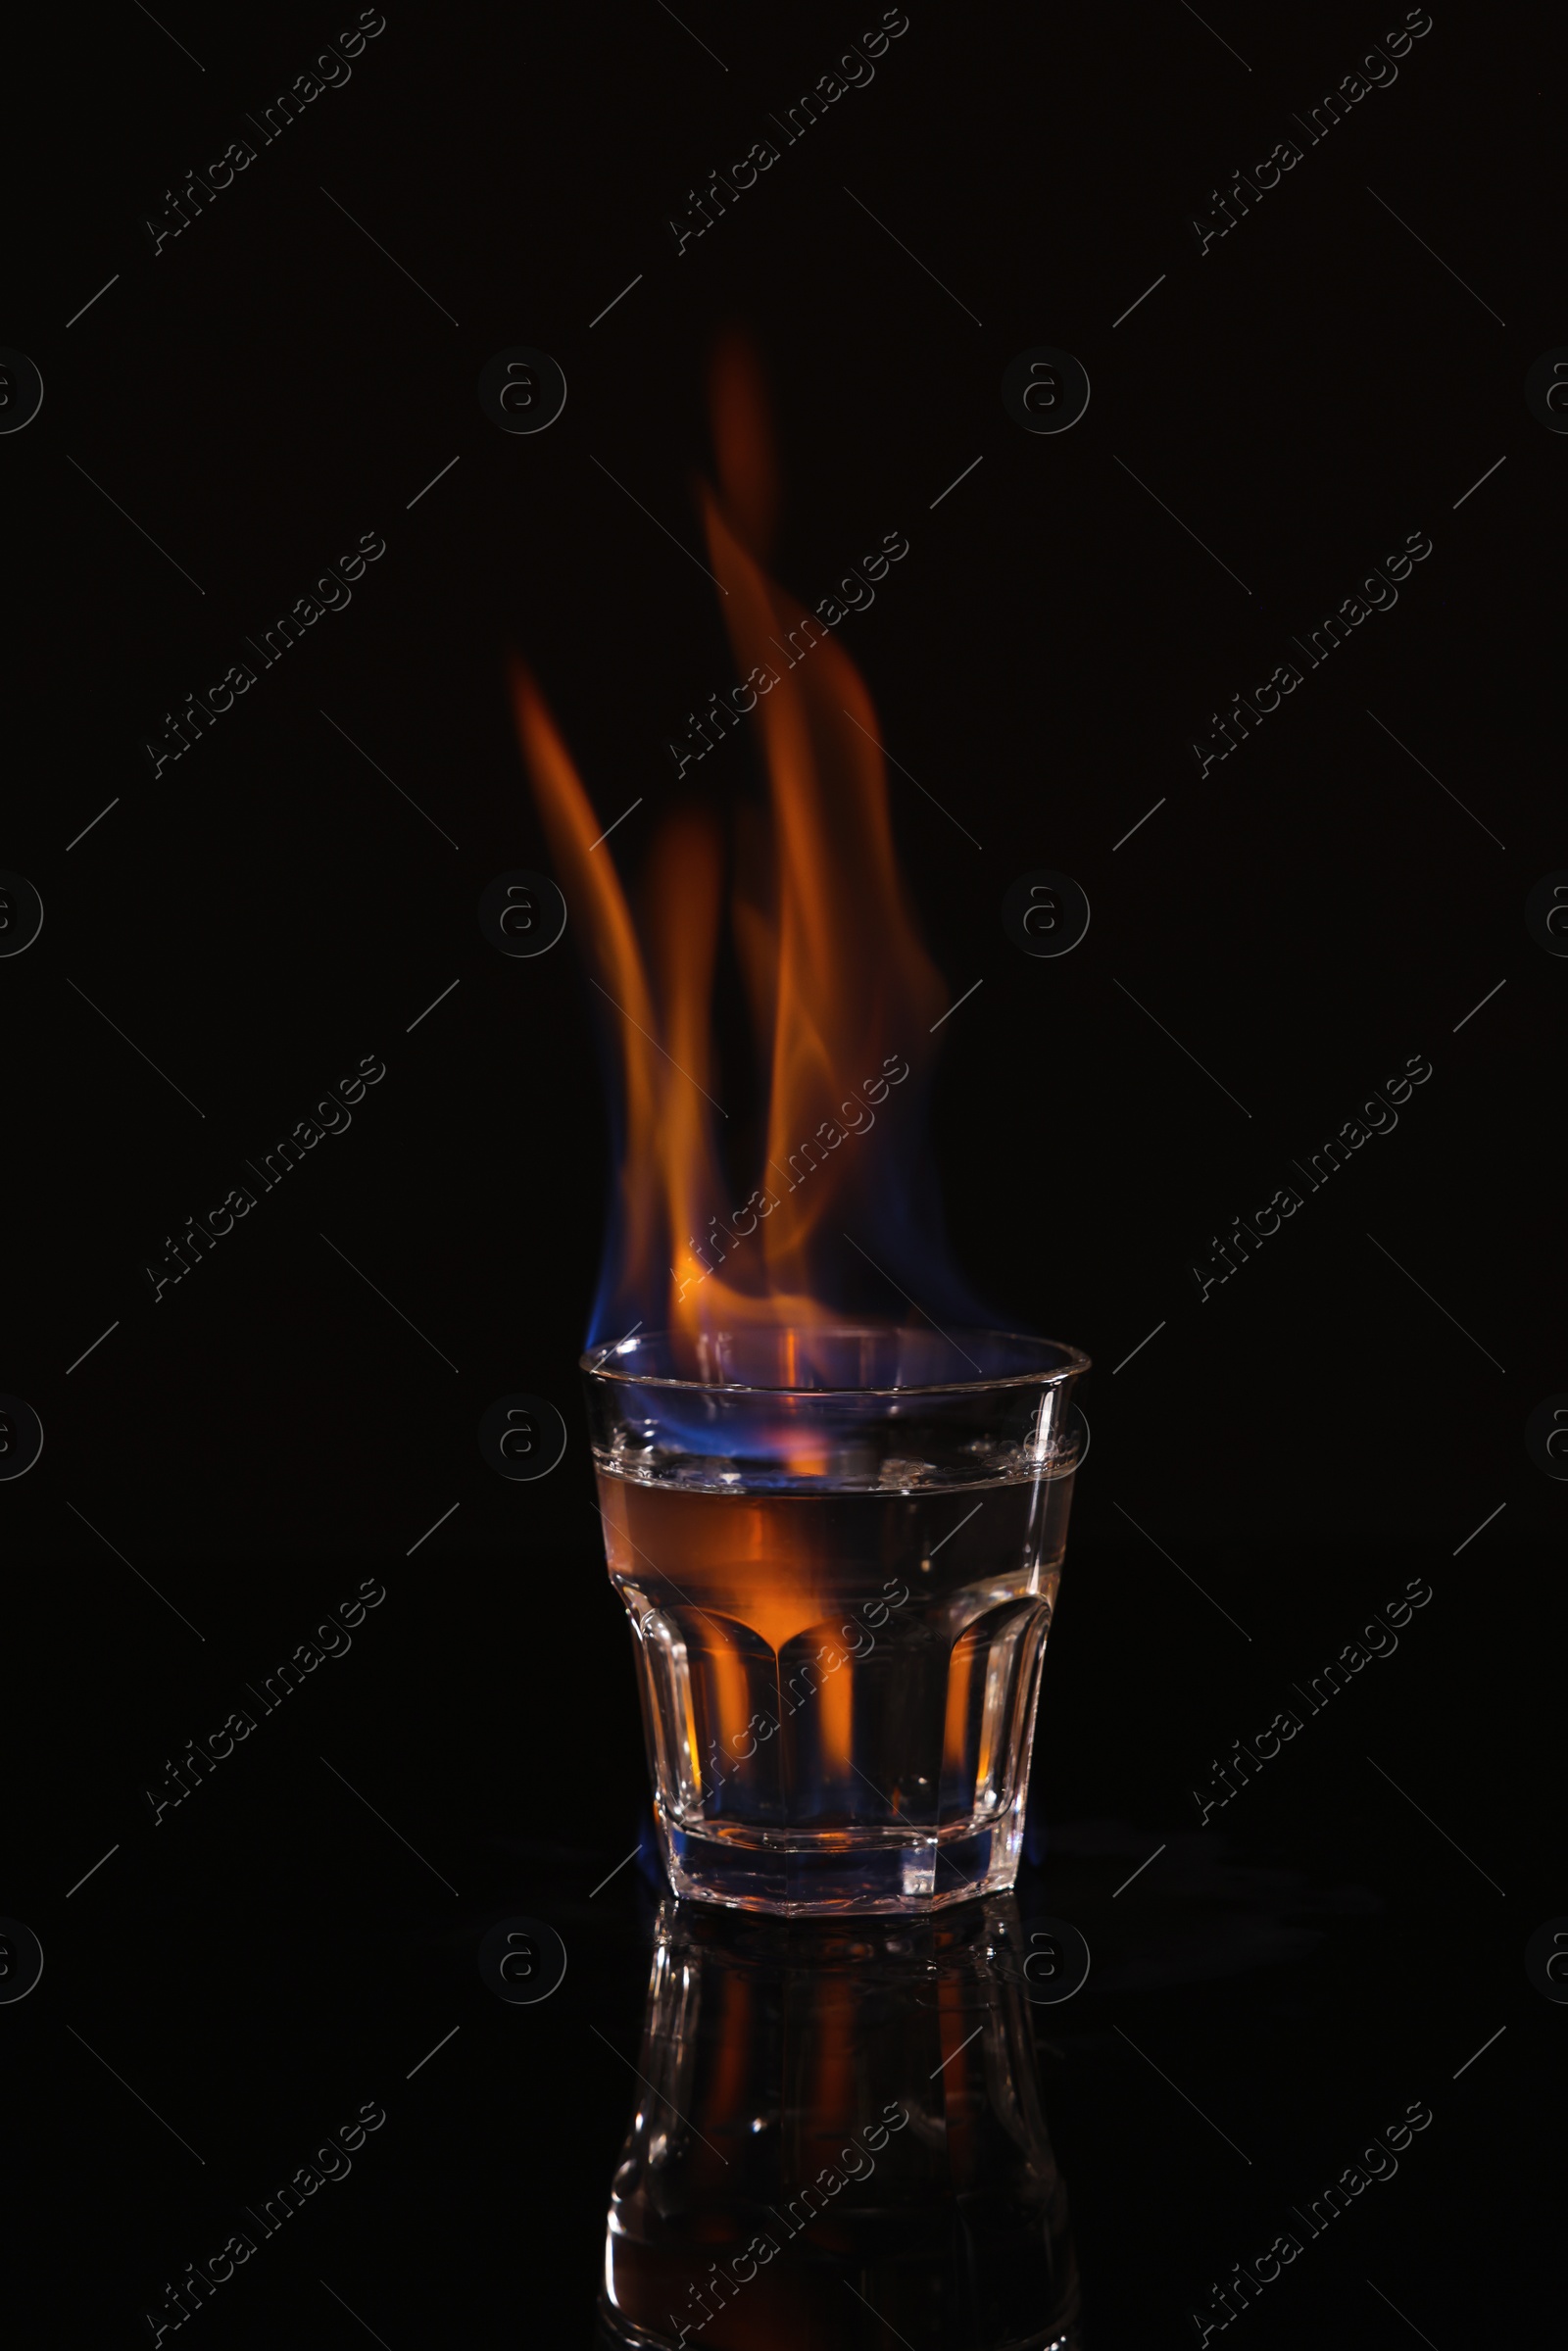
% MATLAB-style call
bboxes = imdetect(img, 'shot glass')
[583,1325,1088,1915]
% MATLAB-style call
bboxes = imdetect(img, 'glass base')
[657,1796,1027,1916]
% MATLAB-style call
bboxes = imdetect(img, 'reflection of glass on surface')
[595,1895,1081,2351]
[585,1328,1088,1916]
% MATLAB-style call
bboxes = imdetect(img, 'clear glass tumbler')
[582,1325,1089,1915]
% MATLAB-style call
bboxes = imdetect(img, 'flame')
[511,336,958,1375]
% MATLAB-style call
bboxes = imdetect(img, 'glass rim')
[579,1325,1091,1398]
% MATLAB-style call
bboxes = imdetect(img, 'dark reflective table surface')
[14,1532,1558,2345]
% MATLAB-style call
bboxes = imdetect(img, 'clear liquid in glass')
[596,1458,1074,1914]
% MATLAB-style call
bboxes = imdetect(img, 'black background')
[3,0,1562,2341]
